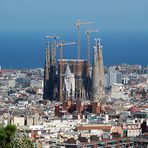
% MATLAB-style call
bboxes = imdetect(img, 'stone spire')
[43,42,51,99]
[63,64,75,100]
[92,39,105,102]
[65,64,72,76]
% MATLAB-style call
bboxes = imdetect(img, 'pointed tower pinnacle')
[63,64,75,99]
[92,38,105,102]
[65,64,72,76]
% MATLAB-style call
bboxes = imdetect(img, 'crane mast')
[57,40,75,102]
[75,20,95,59]
[85,29,98,66]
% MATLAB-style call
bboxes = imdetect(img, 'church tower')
[63,64,75,100]
[92,39,105,102]
[43,42,51,99]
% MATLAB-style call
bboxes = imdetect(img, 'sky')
[0,0,148,32]
[0,0,148,68]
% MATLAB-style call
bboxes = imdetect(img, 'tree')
[0,124,35,148]
[12,136,35,148]
[0,124,16,148]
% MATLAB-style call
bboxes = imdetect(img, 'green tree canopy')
[0,124,34,148]
[0,124,16,148]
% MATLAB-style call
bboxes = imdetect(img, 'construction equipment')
[57,40,75,102]
[85,29,98,66]
[46,35,59,65]
[75,20,95,59]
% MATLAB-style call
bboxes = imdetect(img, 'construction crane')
[75,20,95,59]
[46,35,59,65]
[85,29,98,66]
[57,40,75,102]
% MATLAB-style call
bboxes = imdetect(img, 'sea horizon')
[0,29,148,69]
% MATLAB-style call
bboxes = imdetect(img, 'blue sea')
[0,30,148,69]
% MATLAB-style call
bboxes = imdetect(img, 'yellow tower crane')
[85,29,98,66]
[57,40,75,102]
[46,35,59,65]
[75,20,95,59]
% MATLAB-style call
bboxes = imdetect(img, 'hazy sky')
[0,0,148,33]
[0,0,148,68]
